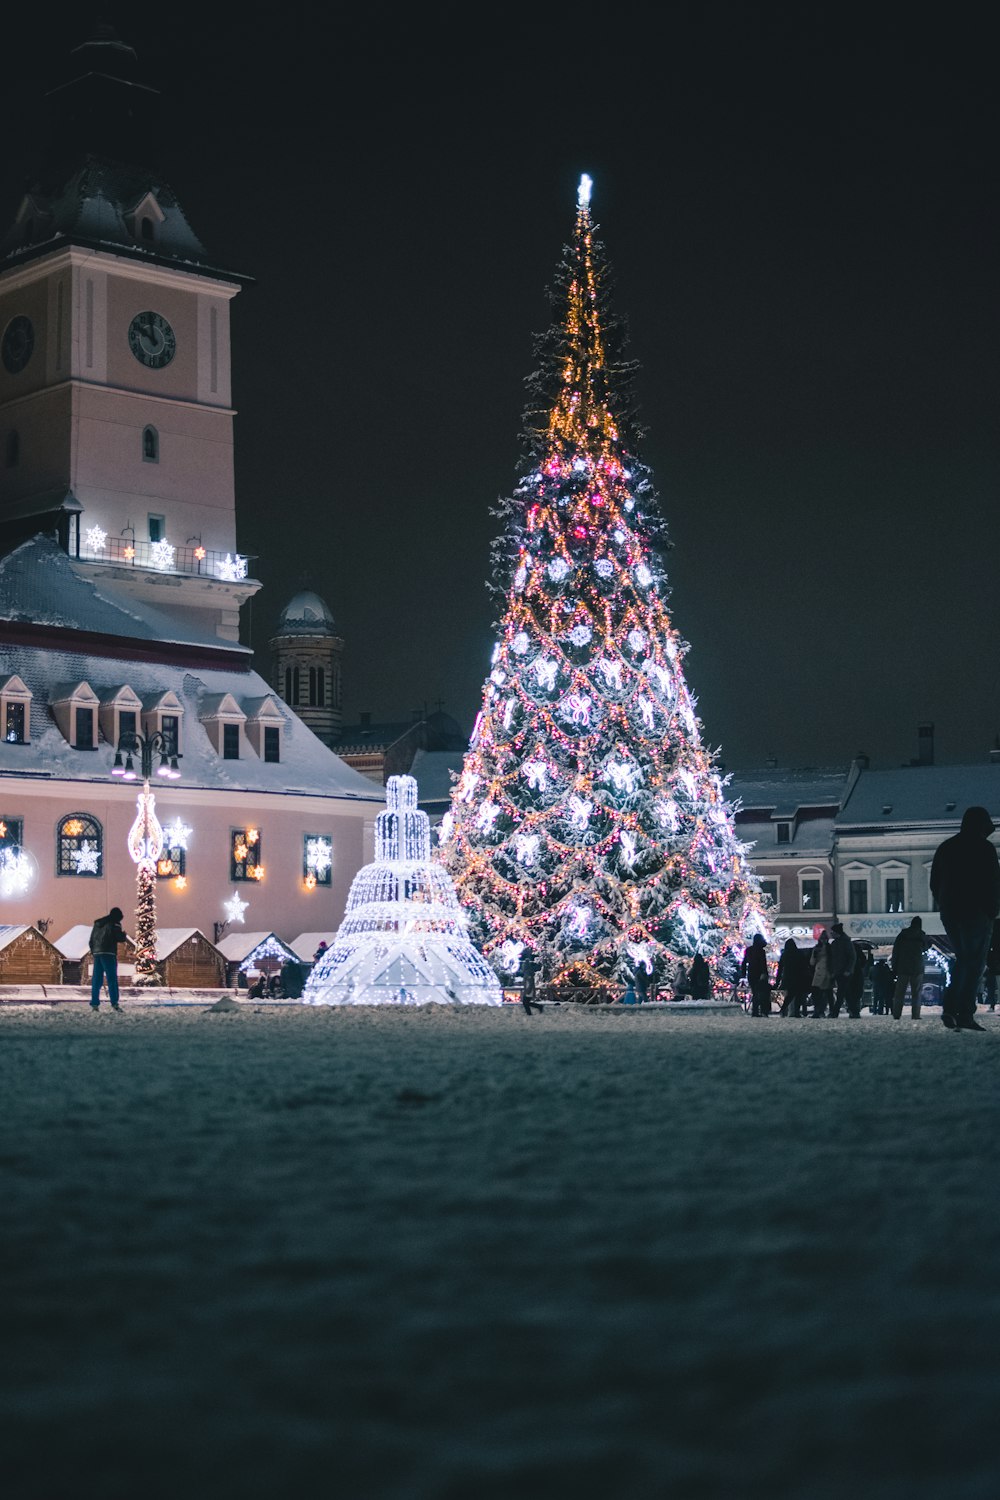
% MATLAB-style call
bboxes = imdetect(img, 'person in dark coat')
[809,929,834,1017]
[930,805,1000,1030]
[890,916,931,1020]
[633,964,650,1003]
[688,953,710,1000]
[89,906,129,1011]
[847,942,870,1018]
[519,948,542,1015]
[775,938,810,1017]
[870,958,895,1014]
[739,932,771,1016]
[828,922,857,1017]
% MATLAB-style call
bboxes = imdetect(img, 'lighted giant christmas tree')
[439,176,768,992]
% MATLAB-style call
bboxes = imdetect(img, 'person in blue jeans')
[89,906,129,1011]
[930,806,1000,1032]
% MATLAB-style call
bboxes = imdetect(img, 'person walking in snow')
[739,932,772,1016]
[828,922,857,1017]
[890,916,931,1020]
[89,906,129,1012]
[519,947,542,1015]
[775,938,810,1017]
[930,805,1000,1030]
[809,929,834,1017]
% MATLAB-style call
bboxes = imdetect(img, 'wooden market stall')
[154,929,226,988]
[0,925,64,986]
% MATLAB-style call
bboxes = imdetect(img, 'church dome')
[275,590,337,636]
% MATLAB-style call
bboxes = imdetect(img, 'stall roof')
[290,932,338,961]
[215,930,297,964]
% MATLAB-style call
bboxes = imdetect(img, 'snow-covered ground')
[1,1003,997,1500]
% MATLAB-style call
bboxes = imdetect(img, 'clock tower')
[0,22,258,644]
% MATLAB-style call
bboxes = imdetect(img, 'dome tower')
[270,589,344,744]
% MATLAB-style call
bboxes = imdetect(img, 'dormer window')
[142,426,159,463]
[51,681,100,749]
[244,696,285,762]
[199,693,246,759]
[125,191,166,246]
[142,690,185,760]
[776,821,791,844]
[99,686,143,758]
[1,675,32,744]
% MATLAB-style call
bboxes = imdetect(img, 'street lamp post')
[113,730,182,987]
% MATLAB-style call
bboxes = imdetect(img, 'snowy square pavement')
[1,1003,998,1500]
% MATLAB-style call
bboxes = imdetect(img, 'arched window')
[5,431,19,467]
[142,426,159,463]
[58,813,103,877]
[309,666,325,706]
[285,666,300,705]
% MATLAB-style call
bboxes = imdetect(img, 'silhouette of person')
[930,805,1000,1030]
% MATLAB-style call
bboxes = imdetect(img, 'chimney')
[855,751,870,770]
[917,722,934,766]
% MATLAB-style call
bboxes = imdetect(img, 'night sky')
[2,4,995,771]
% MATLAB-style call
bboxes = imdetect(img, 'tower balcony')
[77,532,258,584]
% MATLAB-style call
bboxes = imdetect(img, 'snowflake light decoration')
[149,539,175,571]
[0,846,36,898]
[84,525,107,553]
[215,553,248,581]
[306,837,333,875]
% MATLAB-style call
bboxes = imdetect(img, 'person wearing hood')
[890,916,931,1020]
[739,932,772,1016]
[930,805,1000,1031]
[828,922,857,1018]
[88,906,129,1012]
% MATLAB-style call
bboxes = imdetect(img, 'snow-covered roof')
[0,536,247,653]
[0,924,31,951]
[215,931,296,963]
[154,928,218,959]
[0,640,384,802]
[289,932,338,960]
[727,767,850,817]
[53,924,98,960]
[409,749,464,806]
[275,591,337,635]
[837,765,1000,830]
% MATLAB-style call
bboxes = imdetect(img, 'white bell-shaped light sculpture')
[303,775,502,1006]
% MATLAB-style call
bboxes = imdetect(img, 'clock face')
[128,311,176,370]
[1,315,34,375]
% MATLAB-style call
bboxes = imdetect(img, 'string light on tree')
[439,174,768,991]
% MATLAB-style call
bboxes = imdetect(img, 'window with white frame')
[758,878,778,907]
[799,869,822,911]
[1,675,31,744]
[879,862,908,913]
[843,864,871,915]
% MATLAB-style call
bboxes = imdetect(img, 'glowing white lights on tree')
[304,775,501,1006]
[548,557,570,581]
[563,692,592,725]
[619,831,638,868]
[578,173,593,207]
[626,941,654,974]
[224,891,249,924]
[568,795,592,831]
[513,833,540,866]
[534,658,558,691]
[84,524,107,553]
[497,939,525,974]
[512,632,529,655]
[523,758,548,791]
[477,801,501,833]
[567,904,591,939]
[149,539,175,571]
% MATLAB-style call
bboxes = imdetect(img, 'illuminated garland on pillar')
[439,176,769,991]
